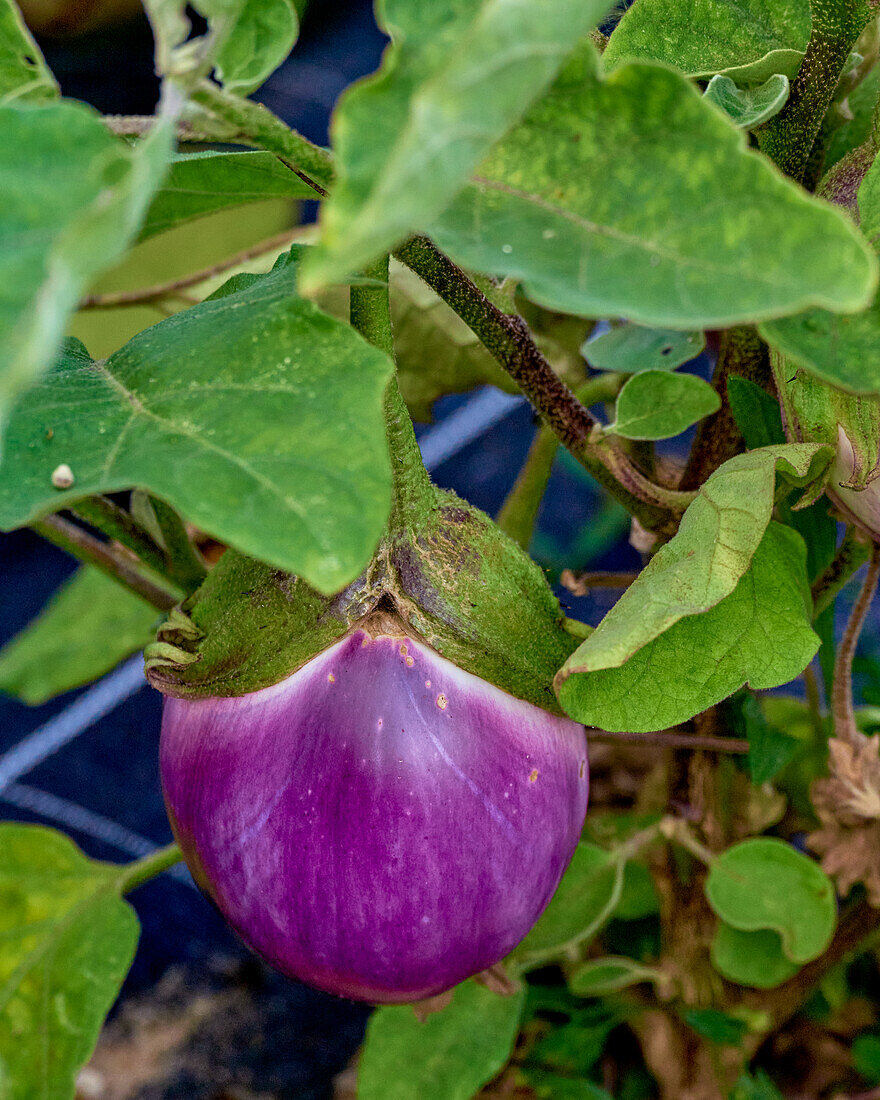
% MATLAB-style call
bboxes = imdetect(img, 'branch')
[812,525,873,615]
[79,228,305,310]
[70,496,169,577]
[32,514,181,611]
[148,497,208,590]
[831,541,880,741]
[589,729,749,753]
[561,569,640,595]
[103,114,248,144]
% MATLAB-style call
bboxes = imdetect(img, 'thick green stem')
[118,842,183,894]
[71,496,170,577]
[759,0,876,183]
[350,255,433,532]
[149,497,208,591]
[33,514,181,611]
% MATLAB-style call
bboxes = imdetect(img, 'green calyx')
[144,486,578,713]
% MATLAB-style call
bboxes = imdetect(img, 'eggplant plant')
[2,0,880,1096]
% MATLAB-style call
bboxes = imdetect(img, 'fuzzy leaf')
[706,838,836,963]
[300,0,612,291]
[358,980,524,1100]
[0,0,57,103]
[583,324,705,373]
[557,523,820,731]
[0,102,171,447]
[430,48,876,328]
[711,923,800,988]
[602,0,810,81]
[0,824,139,1100]
[139,150,315,240]
[704,73,790,129]
[0,255,393,595]
[607,370,720,440]
[556,444,829,675]
[0,568,158,705]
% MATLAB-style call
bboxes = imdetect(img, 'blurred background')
[2,3,877,1098]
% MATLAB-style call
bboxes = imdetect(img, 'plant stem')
[831,541,880,741]
[350,255,433,532]
[561,569,640,594]
[103,114,246,143]
[758,0,877,183]
[71,495,170,577]
[118,842,183,894]
[149,497,208,590]
[393,236,694,528]
[79,228,305,310]
[496,427,559,549]
[812,525,874,614]
[589,730,749,753]
[33,514,181,611]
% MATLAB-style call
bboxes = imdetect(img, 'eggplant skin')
[160,629,589,1003]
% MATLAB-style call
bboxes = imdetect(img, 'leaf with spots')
[0,252,394,595]
[0,824,140,1100]
[0,0,57,104]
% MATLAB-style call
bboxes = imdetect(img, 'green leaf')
[0,824,140,1100]
[139,150,315,240]
[853,1033,880,1082]
[583,324,705,373]
[556,444,829,677]
[727,376,786,449]
[606,371,720,440]
[0,102,171,446]
[684,1008,748,1046]
[730,1070,785,1100]
[602,0,810,81]
[0,0,57,103]
[739,694,800,784]
[0,255,394,595]
[299,0,612,291]
[703,74,790,129]
[0,568,158,705]
[615,861,660,921]
[430,48,876,329]
[712,923,800,988]
[557,523,820,731]
[825,66,880,170]
[857,145,880,248]
[513,843,625,967]
[358,980,524,1100]
[522,1074,613,1100]
[705,838,836,963]
[568,956,659,998]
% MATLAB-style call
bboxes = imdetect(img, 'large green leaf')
[0,824,140,1100]
[606,370,720,440]
[300,0,611,292]
[706,838,836,963]
[0,568,159,705]
[430,48,875,328]
[557,523,819,731]
[0,101,171,446]
[556,444,829,675]
[358,980,524,1100]
[0,0,57,103]
[139,150,314,240]
[602,0,811,81]
[0,255,394,595]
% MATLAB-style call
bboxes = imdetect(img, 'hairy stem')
[759,0,877,183]
[496,427,558,549]
[589,730,749,753]
[71,496,170,577]
[812,526,874,614]
[561,569,640,594]
[350,255,433,532]
[118,842,183,894]
[831,541,880,741]
[33,514,181,611]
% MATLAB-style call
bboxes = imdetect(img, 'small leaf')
[607,371,720,440]
[706,838,836,963]
[301,0,611,290]
[615,861,660,921]
[730,1070,785,1099]
[523,1073,613,1100]
[743,699,800,784]
[358,980,524,1100]
[0,254,394,595]
[0,102,171,445]
[0,0,57,103]
[712,923,800,988]
[727,376,785,449]
[557,523,820,731]
[704,73,790,129]
[826,65,880,170]
[684,1008,748,1045]
[139,150,315,240]
[0,567,159,705]
[513,843,625,967]
[583,324,705,373]
[0,824,140,1100]
[431,48,876,329]
[603,0,810,81]
[568,956,659,997]
[853,1033,880,1083]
